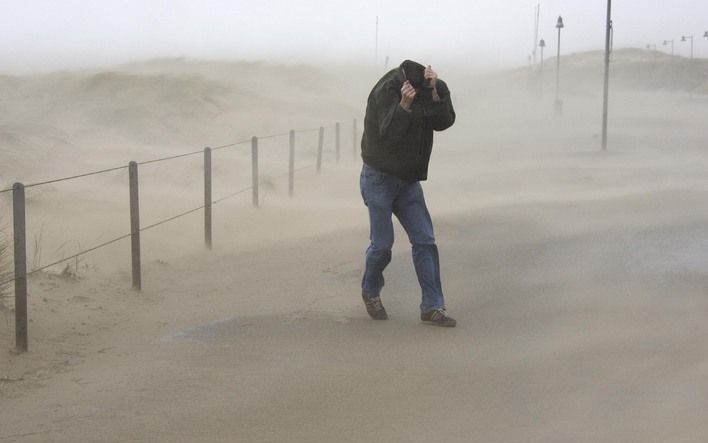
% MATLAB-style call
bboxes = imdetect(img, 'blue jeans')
[360,164,445,313]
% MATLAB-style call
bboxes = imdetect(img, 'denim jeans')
[360,164,445,313]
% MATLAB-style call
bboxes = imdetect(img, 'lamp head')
[556,16,564,29]
[539,39,546,48]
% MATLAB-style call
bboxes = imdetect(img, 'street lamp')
[539,39,546,71]
[663,39,674,59]
[704,30,708,38]
[601,0,612,151]
[555,16,564,115]
[646,44,656,62]
[681,35,694,60]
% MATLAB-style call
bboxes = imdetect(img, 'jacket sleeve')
[373,83,414,143]
[430,80,455,131]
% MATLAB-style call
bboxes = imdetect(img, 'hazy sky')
[1,0,707,73]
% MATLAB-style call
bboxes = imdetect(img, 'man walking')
[360,59,456,327]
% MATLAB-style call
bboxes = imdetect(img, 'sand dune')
[2,54,708,442]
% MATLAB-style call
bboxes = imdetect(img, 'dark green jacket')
[361,68,455,181]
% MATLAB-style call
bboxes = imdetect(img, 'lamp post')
[601,0,612,151]
[533,3,540,66]
[681,35,694,60]
[663,39,674,59]
[375,16,379,66]
[538,39,546,94]
[554,16,564,115]
[645,43,657,62]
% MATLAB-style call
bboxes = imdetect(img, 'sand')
[2,53,708,442]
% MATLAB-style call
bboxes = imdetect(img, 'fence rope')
[212,139,252,151]
[212,186,253,205]
[0,119,350,287]
[1,165,129,193]
[0,166,314,287]
[137,149,203,166]
[258,132,290,140]
[0,123,342,193]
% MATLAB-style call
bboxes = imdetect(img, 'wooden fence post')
[317,127,324,173]
[12,183,28,353]
[128,161,141,291]
[204,147,212,249]
[335,122,341,163]
[289,130,295,197]
[251,136,259,208]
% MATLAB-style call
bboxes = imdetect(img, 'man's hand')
[425,65,438,89]
[425,65,441,101]
[400,81,416,111]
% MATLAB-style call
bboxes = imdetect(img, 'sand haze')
[1,46,708,442]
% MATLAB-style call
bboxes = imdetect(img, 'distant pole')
[316,126,324,173]
[375,16,379,66]
[533,3,540,65]
[554,16,564,115]
[663,39,674,60]
[646,44,657,62]
[601,1,612,151]
[335,122,341,163]
[204,147,212,249]
[681,35,694,60]
[288,130,295,197]
[251,136,259,208]
[539,39,546,94]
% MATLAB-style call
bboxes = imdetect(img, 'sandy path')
[3,78,708,442]
[2,184,708,442]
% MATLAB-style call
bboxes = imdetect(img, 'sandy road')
[3,185,708,442]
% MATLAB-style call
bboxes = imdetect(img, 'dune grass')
[0,225,12,312]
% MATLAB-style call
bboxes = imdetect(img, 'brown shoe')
[362,294,388,320]
[420,309,456,327]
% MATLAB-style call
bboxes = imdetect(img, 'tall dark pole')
[681,35,694,60]
[539,39,546,93]
[663,40,674,60]
[375,16,379,66]
[601,1,612,150]
[533,3,540,65]
[554,16,564,115]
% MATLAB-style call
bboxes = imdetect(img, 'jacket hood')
[399,60,426,89]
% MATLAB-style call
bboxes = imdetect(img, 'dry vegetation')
[0,237,10,313]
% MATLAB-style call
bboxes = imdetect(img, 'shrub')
[0,225,12,311]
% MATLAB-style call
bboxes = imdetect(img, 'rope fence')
[1,118,361,352]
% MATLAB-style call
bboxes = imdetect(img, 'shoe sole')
[420,319,457,327]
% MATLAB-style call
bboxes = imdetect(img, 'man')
[360,59,456,327]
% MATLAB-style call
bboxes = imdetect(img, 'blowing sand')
[2,54,708,442]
